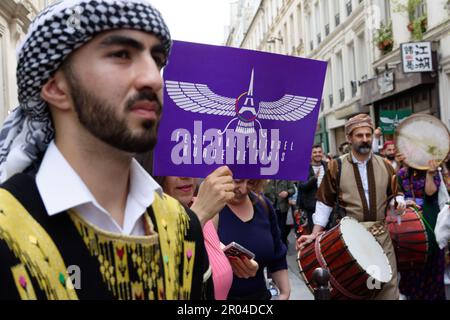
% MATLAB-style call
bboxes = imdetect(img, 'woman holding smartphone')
[214,179,291,300]
[156,167,258,300]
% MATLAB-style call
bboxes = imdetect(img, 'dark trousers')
[304,209,314,234]
[276,210,290,245]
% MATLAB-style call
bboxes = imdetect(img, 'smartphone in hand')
[223,242,255,260]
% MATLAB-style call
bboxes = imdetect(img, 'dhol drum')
[297,217,392,300]
[386,205,429,271]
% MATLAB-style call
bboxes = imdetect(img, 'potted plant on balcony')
[375,22,393,54]
[407,15,427,40]
[396,0,427,40]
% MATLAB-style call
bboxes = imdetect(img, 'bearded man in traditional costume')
[0,0,235,300]
[297,113,406,300]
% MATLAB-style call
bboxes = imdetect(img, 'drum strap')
[408,175,418,204]
[335,157,343,214]
[314,233,364,300]
[350,156,377,221]
[326,158,345,229]
[407,175,434,231]
[334,157,344,219]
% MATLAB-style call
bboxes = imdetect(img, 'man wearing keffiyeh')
[0,0,234,300]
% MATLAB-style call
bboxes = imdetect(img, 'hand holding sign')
[190,166,235,226]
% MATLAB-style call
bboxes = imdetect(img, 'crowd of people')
[292,116,450,300]
[0,0,448,301]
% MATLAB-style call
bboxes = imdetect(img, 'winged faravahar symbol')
[165,69,318,136]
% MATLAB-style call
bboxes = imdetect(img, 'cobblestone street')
[286,232,314,300]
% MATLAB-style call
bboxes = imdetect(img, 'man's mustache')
[126,90,161,112]
[359,142,371,148]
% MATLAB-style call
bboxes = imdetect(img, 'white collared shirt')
[351,152,371,207]
[36,141,162,236]
[313,152,371,227]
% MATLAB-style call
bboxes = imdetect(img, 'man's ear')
[40,70,71,111]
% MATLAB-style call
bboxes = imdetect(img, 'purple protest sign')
[154,41,327,181]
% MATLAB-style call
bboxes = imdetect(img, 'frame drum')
[395,114,450,170]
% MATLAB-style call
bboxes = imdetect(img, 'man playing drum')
[297,114,406,300]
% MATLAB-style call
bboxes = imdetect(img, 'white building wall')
[0,0,58,123]
[225,0,450,138]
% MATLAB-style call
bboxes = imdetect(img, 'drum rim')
[394,114,450,170]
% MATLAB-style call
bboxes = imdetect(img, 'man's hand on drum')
[389,196,406,215]
[296,234,317,251]
[395,152,406,164]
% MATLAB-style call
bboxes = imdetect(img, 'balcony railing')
[335,13,340,27]
[339,88,345,102]
[346,1,352,16]
[351,81,358,97]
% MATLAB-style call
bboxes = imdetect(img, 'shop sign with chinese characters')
[401,42,433,73]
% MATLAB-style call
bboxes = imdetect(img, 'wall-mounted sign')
[377,71,394,95]
[401,42,433,73]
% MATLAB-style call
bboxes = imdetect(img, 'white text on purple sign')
[170,121,294,176]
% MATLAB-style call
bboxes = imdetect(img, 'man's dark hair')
[312,144,323,150]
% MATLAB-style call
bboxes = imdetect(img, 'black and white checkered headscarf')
[0,0,171,182]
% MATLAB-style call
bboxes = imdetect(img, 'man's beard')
[386,154,396,161]
[312,157,323,163]
[64,67,161,153]
[354,142,372,155]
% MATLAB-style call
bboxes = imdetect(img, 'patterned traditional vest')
[0,174,212,300]
[338,154,393,222]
